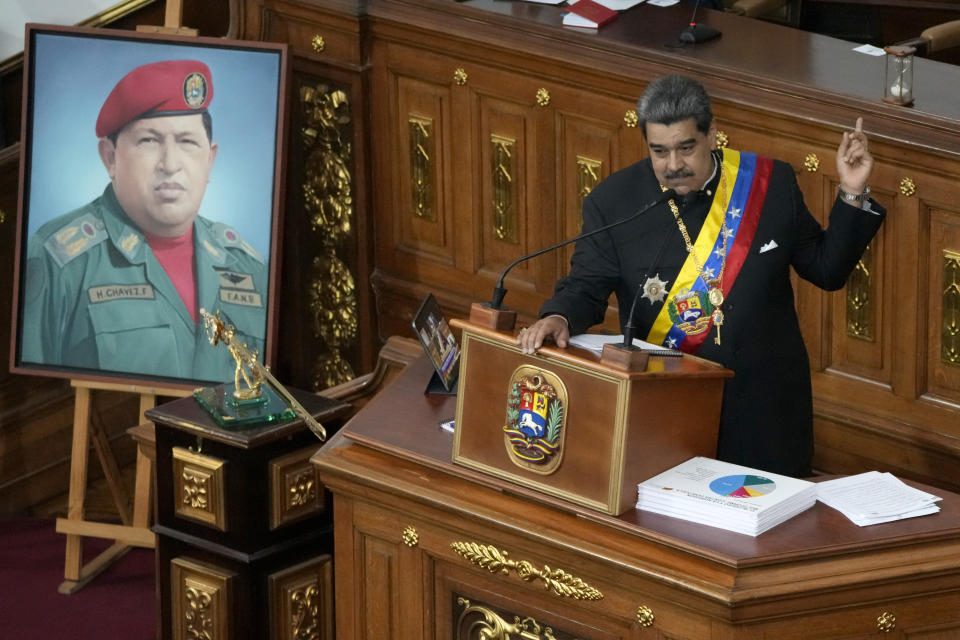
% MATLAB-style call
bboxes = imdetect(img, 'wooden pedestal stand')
[56,381,191,594]
[56,0,197,594]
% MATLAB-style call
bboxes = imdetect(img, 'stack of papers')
[816,471,942,526]
[637,457,817,536]
[568,333,680,356]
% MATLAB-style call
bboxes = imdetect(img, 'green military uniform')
[21,185,268,383]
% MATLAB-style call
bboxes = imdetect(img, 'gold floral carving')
[402,526,419,547]
[300,83,358,389]
[456,598,558,639]
[454,67,468,86]
[311,34,325,53]
[171,557,235,640]
[173,447,227,531]
[899,177,916,196]
[943,250,960,365]
[803,153,820,172]
[450,541,603,600]
[269,556,333,640]
[624,110,638,128]
[270,446,325,530]
[846,242,874,340]
[636,605,655,627]
[877,611,896,632]
[715,130,729,149]
[535,88,551,107]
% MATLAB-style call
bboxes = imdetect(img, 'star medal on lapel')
[642,274,669,304]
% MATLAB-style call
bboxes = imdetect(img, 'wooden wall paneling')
[248,0,377,388]
[395,76,454,260]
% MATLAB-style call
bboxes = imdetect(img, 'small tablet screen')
[411,294,460,391]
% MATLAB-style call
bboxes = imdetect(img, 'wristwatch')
[838,185,871,202]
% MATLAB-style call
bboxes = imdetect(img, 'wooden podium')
[313,354,960,639]
[450,314,732,515]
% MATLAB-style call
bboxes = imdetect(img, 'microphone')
[679,0,721,44]
[487,189,677,310]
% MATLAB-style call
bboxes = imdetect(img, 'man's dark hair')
[107,110,213,146]
[636,75,713,137]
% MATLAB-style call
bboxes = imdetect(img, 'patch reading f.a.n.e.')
[88,284,155,303]
[220,289,262,307]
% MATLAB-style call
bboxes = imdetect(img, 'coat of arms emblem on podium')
[502,365,568,474]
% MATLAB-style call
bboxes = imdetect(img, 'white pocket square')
[759,239,779,254]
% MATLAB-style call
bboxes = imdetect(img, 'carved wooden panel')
[268,555,334,640]
[172,447,228,531]
[396,75,451,257]
[269,445,326,530]
[171,557,236,640]
[927,208,960,407]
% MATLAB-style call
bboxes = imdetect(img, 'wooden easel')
[56,0,198,594]
[56,381,191,594]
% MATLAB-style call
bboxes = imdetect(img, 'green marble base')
[194,383,296,429]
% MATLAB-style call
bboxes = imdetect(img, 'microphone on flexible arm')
[678,0,721,44]
[486,188,677,312]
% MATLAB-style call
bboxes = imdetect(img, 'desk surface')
[338,354,960,569]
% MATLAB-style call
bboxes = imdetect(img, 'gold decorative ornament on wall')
[311,34,325,53]
[300,83,358,389]
[450,541,603,600]
[0,209,5,224]
[402,526,419,547]
[624,109,638,128]
[576,156,602,216]
[877,611,896,632]
[636,605,655,628]
[715,130,729,149]
[899,176,916,196]
[454,67,468,86]
[846,243,874,340]
[942,250,960,366]
[409,115,435,221]
[803,153,820,172]
[491,134,518,244]
[535,87,551,107]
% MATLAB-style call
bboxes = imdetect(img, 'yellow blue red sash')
[646,149,771,353]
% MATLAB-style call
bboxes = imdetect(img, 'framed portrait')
[9,24,289,390]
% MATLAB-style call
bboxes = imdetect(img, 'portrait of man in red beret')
[15,32,284,385]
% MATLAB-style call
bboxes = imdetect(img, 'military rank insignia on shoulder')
[210,222,265,264]
[43,213,108,268]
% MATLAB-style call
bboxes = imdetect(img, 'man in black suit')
[517,75,884,477]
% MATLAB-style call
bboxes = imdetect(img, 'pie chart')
[709,474,776,498]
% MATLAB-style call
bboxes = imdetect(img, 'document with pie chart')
[637,457,817,536]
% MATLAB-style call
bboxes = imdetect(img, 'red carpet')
[0,518,156,640]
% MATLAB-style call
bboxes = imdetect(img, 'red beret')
[95,60,214,138]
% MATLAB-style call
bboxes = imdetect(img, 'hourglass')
[883,45,915,106]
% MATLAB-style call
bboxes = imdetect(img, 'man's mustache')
[664,168,695,180]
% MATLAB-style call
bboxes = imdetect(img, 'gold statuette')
[200,309,327,440]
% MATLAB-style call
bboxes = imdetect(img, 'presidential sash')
[646,149,770,353]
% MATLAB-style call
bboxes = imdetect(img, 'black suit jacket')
[541,154,885,477]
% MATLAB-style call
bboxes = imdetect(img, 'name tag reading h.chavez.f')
[88,284,155,303]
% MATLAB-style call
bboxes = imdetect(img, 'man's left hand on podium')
[517,314,569,354]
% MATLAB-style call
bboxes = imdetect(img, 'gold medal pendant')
[708,286,724,307]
